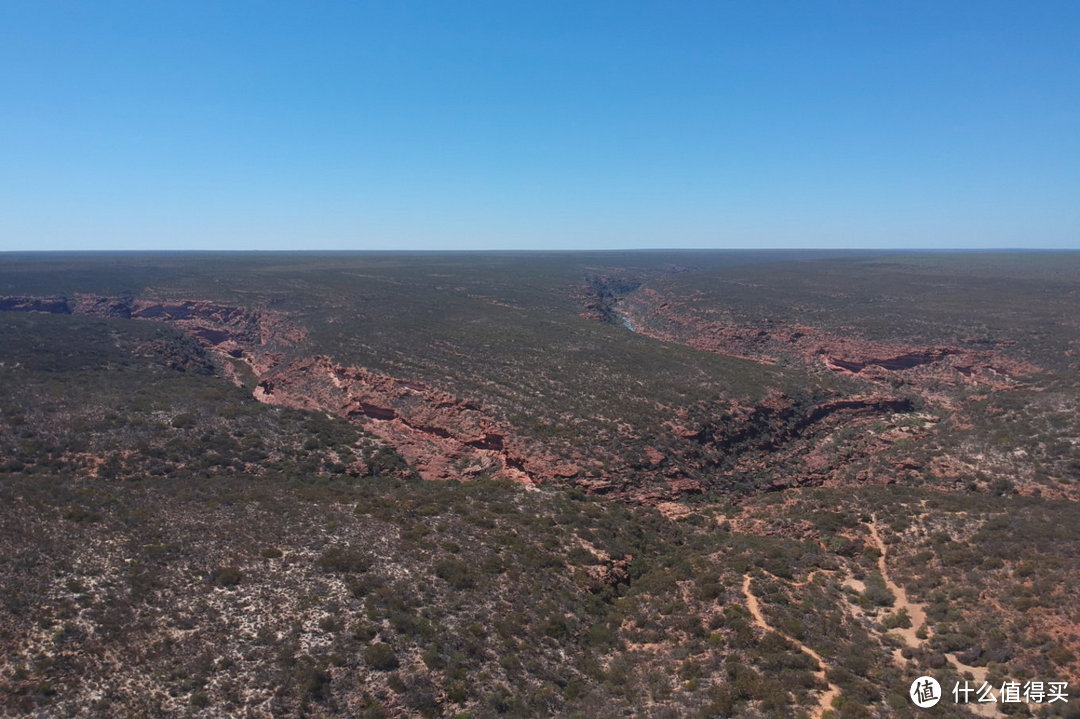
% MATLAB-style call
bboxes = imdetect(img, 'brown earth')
[252,355,543,483]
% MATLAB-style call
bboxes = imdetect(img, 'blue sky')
[2,1,1078,250]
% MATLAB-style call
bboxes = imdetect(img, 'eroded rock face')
[0,292,944,497]
[658,390,926,494]
[615,287,1038,393]
[68,294,306,376]
[587,555,634,588]
[1,293,543,484]
[253,356,535,483]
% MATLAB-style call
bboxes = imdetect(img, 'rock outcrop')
[0,293,541,484]
[0,291,948,496]
[614,287,1038,393]
[253,355,536,483]
[72,295,306,375]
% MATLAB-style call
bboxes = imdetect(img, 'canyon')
[0,290,949,500]
[1,251,1076,718]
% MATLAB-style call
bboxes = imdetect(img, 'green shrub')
[211,566,243,587]
[171,413,196,429]
[364,643,399,670]
[861,573,894,607]
[882,608,911,629]
[351,621,378,642]
[316,546,372,574]
[299,664,331,701]
[434,559,474,590]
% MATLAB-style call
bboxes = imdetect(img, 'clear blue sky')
[2,1,1078,250]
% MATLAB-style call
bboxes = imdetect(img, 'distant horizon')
[2,247,1079,255]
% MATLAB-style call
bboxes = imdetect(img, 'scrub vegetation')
[0,251,1077,717]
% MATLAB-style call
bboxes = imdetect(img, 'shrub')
[882,608,912,629]
[1048,645,1076,667]
[364,643,399,670]
[299,664,331,701]
[434,559,474,590]
[446,680,468,703]
[861,573,895,607]
[316,546,372,574]
[351,621,378,642]
[171,413,196,429]
[349,574,386,597]
[211,566,243,587]
[585,622,619,649]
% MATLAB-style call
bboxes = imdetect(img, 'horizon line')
[2,247,1079,255]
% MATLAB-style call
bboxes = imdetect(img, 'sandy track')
[866,517,1001,718]
[867,519,927,650]
[742,574,841,719]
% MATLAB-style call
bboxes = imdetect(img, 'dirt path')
[742,574,841,719]
[866,518,1001,718]
[760,568,834,588]
[866,518,926,650]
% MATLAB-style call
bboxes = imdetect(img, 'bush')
[349,574,386,597]
[316,546,372,574]
[351,621,378,642]
[171,413,196,429]
[861,573,895,607]
[882,608,912,629]
[298,663,331,701]
[211,566,243,587]
[446,679,468,703]
[1048,645,1076,666]
[434,559,474,589]
[585,623,619,649]
[364,643,399,670]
